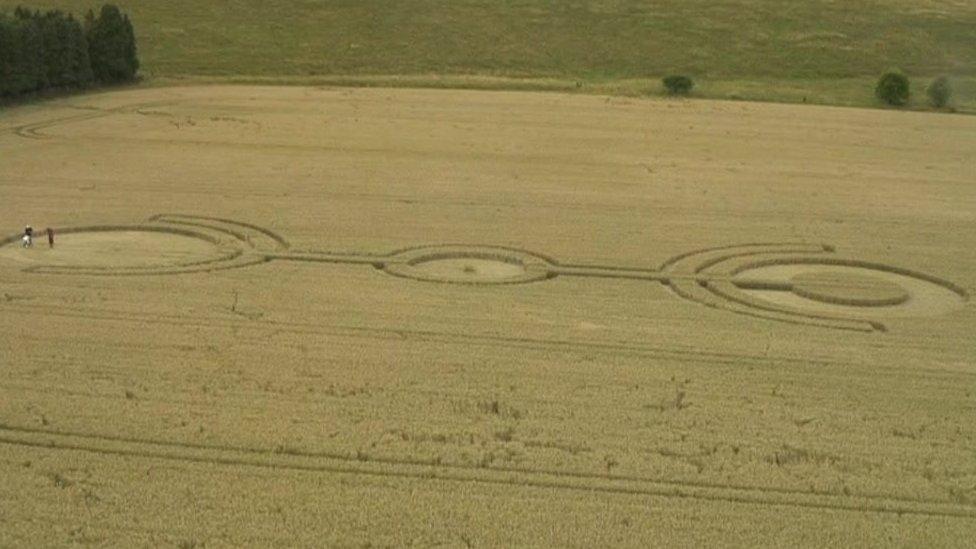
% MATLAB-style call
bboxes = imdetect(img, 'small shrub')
[926,76,951,108]
[662,75,694,96]
[875,71,910,106]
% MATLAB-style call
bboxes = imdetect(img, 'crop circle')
[382,245,553,285]
[0,226,237,274]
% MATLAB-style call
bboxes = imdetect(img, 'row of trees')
[0,4,138,99]
[661,72,953,109]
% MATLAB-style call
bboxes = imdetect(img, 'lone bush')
[662,75,694,96]
[926,76,951,108]
[875,71,910,106]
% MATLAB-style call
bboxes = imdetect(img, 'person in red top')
[47,227,54,248]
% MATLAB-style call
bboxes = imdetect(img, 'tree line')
[0,4,138,100]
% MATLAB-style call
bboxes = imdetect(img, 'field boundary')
[2,79,973,118]
[143,76,976,114]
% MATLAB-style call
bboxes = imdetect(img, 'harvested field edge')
[0,424,973,519]
[145,76,976,114]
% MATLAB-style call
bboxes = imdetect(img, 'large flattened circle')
[0,227,230,272]
[383,245,553,285]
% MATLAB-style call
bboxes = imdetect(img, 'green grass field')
[4,1,975,109]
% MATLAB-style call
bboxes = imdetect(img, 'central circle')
[383,245,554,285]
[411,255,527,282]
[791,271,909,306]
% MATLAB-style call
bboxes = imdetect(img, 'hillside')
[3,2,975,106]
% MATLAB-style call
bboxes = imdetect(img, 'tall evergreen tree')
[86,4,138,83]
[67,14,94,87]
[0,14,15,96]
[38,10,72,87]
[9,10,46,93]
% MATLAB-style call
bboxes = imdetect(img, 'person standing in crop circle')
[47,227,54,248]
[22,226,33,248]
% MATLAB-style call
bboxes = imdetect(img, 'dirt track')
[1,86,974,546]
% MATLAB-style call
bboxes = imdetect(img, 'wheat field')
[1,86,974,546]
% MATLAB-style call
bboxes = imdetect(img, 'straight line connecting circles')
[1,215,968,333]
